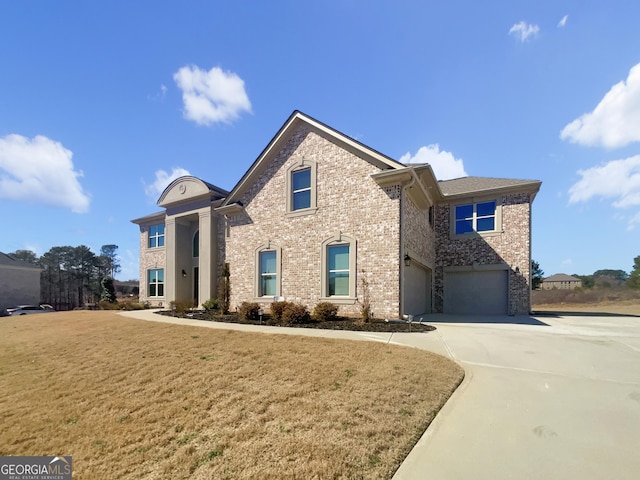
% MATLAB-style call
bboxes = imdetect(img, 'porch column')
[165,217,177,305]
[198,209,214,307]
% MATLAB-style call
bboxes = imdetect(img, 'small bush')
[238,302,260,321]
[281,303,310,325]
[170,300,195,315]
[313,302,338,322]
[202,298,220,313]
[270,301,289,322]
[121,302,146,311]
[99,300,121,310]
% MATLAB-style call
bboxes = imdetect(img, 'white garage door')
[444,270,508,315]
[404,264,431,316]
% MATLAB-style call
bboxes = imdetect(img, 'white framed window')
[321,234,356,302]
[148,268,164,297]
[149,224,165,248]
[452,200,501,236]
[254,244,281,299]
[286,159,317,216]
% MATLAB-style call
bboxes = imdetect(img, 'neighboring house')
[541,274,582,290]
[0,252,42,311]
[132,111,541,317]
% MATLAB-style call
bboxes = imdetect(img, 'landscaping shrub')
[238,302,260,321]
[170,300,195,315]
[120,302,146,311]
[270,301,289,322]
[313,302,338,322]
[202,298,220,313]
[281,303,311,325]
[98,300,121,310]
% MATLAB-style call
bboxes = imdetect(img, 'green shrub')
[202,298,220,313]
[238,302,260,321]
[313,302,338,322]
[281,303,310,325]
[170,300,195,315]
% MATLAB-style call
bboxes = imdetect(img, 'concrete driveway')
[121,310,640,479]
[393,313,640,480]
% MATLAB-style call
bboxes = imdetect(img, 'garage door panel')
[444,270,507,315]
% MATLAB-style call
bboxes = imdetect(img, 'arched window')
[193,230,199,258]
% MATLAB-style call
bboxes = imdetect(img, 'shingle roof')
[0,252,41,269]
[543,274,581,282]
[438,176,541,196]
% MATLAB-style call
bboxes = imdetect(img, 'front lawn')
[0,311,463,479]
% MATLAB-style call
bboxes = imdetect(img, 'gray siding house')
[0,252,42,312]
[132,111,541,317]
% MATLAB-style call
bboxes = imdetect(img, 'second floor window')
[455,201,496,234]
[291,168,311,210]
[149,224,165,248]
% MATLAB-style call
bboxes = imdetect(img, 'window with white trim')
[292,168,311,210]
[255,244,281,299]
[454,201,498,235]
[259,250,277,296]
[148,268,164,297]
[321,234,356,301]
[149,224,165,248]
[286,159,317,216]
[327,245,350,296]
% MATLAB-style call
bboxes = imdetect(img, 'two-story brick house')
[132,111,541,317]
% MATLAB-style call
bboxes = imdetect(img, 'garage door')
[404,264,431,316]
[444,270,507,315]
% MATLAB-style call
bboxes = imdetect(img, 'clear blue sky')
[1,1,639,280]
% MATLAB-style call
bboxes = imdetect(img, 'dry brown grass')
[533,288,640,316]
[0,311,463,479]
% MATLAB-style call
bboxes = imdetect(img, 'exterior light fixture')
[515,266,520,275]
[404,254,411,267]
[182,269,187,278]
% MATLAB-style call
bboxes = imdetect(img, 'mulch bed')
[156,310,435,333]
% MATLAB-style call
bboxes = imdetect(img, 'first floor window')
[148,269,164,297]
[327,244,350,296]
[149,224,165,248]
[259,250,277,296]
[455,201,496,234]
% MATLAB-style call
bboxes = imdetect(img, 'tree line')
[532,255,640,290]
[9,245,122,310]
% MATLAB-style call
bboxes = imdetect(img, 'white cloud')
[568,155,640,228]
[560,63,640,148]
[173,65,252,126]
[144,167,191,201]
[561,258,573,266]
[399,144,467,180]
[558,15,569,27]
[508,21,540,42]
[0,134,90,213]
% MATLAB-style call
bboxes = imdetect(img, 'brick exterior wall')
[137,223,167,307]
[225,124,402,318]
[434,193,533,315]
[402,193,436,268]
